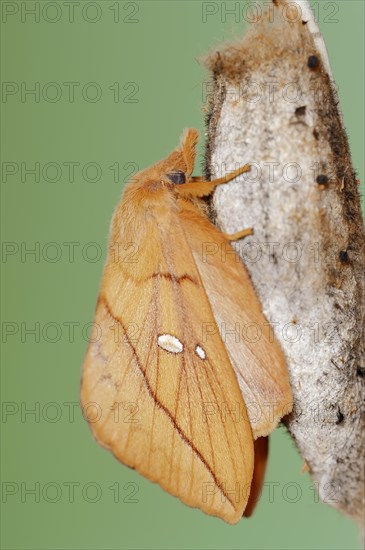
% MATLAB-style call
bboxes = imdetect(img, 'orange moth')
[80,129,292,524]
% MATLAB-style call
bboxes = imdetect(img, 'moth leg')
[222,228,253,241]
[178,164,250,198]
[209,163,250,185]
[189,176,205,182]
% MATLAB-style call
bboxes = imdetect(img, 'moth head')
[126,129,199,193]
[157,128,199,187]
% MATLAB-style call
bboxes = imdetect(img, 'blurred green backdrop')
[1,1,364,549]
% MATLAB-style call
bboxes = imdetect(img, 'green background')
[1,1,364,549]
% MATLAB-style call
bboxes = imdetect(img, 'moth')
[80,128,292,524]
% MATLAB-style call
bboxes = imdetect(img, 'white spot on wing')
[158,334,183,354]
[195,345,206,360]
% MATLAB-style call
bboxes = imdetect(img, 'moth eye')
[167,170,186,185]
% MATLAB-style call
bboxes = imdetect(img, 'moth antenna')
[179,128,199,175]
